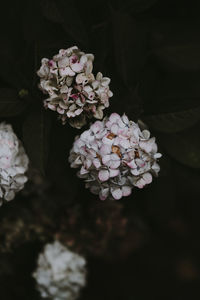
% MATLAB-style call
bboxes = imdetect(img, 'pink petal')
[58,56,69,68]
[85,159,92,169]
[143,172,152,184]
[109,113,120,123]
[71,62,83,73]
[93,158,101,169]
[75,108,83,116]
[100,145,111,156]
[126,159,137,169]
[135,178,146,189]
[59,66,75,77]
[102,155,111,165]
[90,121,103,134]
[111,188,123,200]
[119,138,130,149]
[111,124,119,135]
[99,188,109,200]
[110,160,121,169]
[80,166,89,175]
[122,186,132,197]
[109,169,119,178]
[98,170,109,182]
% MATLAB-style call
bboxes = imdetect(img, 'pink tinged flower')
[90,121,103,134]
[143,173,152,184]
[122,186,132,197]
[80,166,89,175]
[69,55,83,73]
[98,170,109,182]
[109,169,119,178]
[57,56,69,68]
[99,188,109,201]
[93,158,101,168]
[135,173,152,189]
[111,124,119,135]
[111,188,123,200]
[99,144,111,156]
[119,138,130,149]
[47,104,57,111]
[75,108,83,116]
[84,159,92,169]
[140,137,156,153]
[59,66,75,77]
[57,107,65,114]
[126,159,137,169]
[109,113,121,123]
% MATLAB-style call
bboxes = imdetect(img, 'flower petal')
[98,170,109,182]
[111,188,122,200]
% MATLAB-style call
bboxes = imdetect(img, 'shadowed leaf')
[143,106,200,133]
[0,88,28,117]
[23,108,52,174]
[158,124,200,168]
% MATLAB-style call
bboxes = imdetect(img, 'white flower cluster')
[0,123,29,205]
[37,46,113,129]
[69,113,161,200]
[33,241,87,300]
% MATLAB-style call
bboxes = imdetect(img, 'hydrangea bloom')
[69,113,162,200]
[0,123,29,205]
[37,46,113,129]
[33,241,86,300]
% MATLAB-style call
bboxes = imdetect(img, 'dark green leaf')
[143,106,200,133]
[0,88,28,117]
[23,108,52,174]
[158,124,200,168]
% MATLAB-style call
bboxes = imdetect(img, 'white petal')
[109,169,119,178]
[98,170,109,182]
[122,186,132,197]
[109,113,120,123]
[143,172,152,184]
[111,188,122,200]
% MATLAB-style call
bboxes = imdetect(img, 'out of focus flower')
[37,46,113,129]
[0,123,29,205]
[33,241,86,300]
[69,113,161,200]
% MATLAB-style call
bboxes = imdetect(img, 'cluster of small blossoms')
[0,123,29,205]
[37,46,113,129]
[33,241,87,300]
[69,113,161,200]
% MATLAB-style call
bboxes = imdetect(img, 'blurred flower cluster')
[37,46,113,128]
[0,123,29,205]
[0,189,145,260]
[69,113,161,200]
[33,241,86,300]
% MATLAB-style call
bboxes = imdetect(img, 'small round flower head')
[33,241,86,300]
[37,46,113,129]
[0,123,29,205]
[69,113,162,200]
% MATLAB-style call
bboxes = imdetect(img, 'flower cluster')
[37,46,113,129]
[69,113,161,200]
[33,241,86,300]
[0,123,29,205]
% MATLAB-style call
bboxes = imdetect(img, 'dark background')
[0,0,200,299]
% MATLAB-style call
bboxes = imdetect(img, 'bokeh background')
[0,0,200,299]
